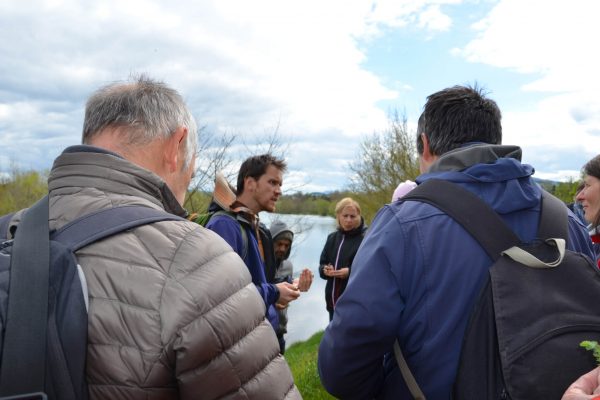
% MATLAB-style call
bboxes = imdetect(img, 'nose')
[576,189,585,202]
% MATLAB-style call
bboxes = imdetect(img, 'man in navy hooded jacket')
[317,85,595,399]
[206,154,300,342]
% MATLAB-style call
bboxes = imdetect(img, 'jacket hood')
[270,220,293,260]
[270,220,294,244]
[416,143,539,214]
[427,143,522,173]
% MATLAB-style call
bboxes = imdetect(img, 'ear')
[420,133,434,161]
[164,127,188,173]
[244,176,257,193]
[419,132,437,173]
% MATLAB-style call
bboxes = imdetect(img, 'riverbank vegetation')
[0,112,584,219]
[0,165,583,221]
[0,168,48,215]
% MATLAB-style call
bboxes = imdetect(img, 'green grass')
[285,330,336,400]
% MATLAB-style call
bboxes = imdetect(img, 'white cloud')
[0,0,458,190]
[460,0,600,91]
[502,92,600,178]
[455,0,600,180]
[367,0,459,32]
[418,5,453,32]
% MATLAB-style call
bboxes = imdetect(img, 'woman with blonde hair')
[318,197,367,321]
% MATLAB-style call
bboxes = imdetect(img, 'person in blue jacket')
[317,85,596,399]
[206,154,300,347]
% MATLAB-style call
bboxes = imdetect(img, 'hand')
[332,267,349,279]
[276,281,300,308]
[562,366,600,399]
[295,268,314,292]
[276,302,288,310]
[323,264,334,277]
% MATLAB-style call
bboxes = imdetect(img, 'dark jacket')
[270,220,295,336]
[318,219,366,312]
[318,144,596,400]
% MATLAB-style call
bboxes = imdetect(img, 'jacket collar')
[49,145,188,218]
[338,217,366,236]
[230,200,258,228]
[428,143,522,173]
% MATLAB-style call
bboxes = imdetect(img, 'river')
[260,212,336,346]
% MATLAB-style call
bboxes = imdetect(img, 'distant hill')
[533,177,560,190]
[532,177,581,203]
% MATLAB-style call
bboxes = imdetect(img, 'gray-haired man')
[6,76,300,399]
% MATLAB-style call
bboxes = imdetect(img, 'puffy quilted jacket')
[9,145,301,399]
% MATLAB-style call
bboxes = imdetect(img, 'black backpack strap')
[0,196,50,396]
[401,179,521,261]
[212,210,249,261]
[538,190,569,240]
[52,205,186,251]
[395,179,525,398]
[0,203,184,398]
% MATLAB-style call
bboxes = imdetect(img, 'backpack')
[0,196,184,400]
[192,209,249,260]
[395,179,600,400]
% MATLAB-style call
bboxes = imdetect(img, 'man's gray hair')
[82,75,198,168]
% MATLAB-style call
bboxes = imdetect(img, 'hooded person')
[270,220,295,353]
[269,220,314,353]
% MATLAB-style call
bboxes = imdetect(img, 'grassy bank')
[285,331,335,399]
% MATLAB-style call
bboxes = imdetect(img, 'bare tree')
[242,119,289,158]
[184,122,304,213]
[185,127,239,213]
[349,111,420,222]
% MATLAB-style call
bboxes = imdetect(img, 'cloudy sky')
[1,0,599,193]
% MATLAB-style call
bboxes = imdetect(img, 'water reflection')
[260,212,336,346]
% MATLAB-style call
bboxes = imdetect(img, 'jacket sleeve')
[261,281,280,307]
[567,212,597,259]
[319,233,333,280]
[164,224,300,399]
[345,234,364,276]
[274,260,294,284]
[207,215,280,307]
[318,206,406,399]
[206,215,246,258]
